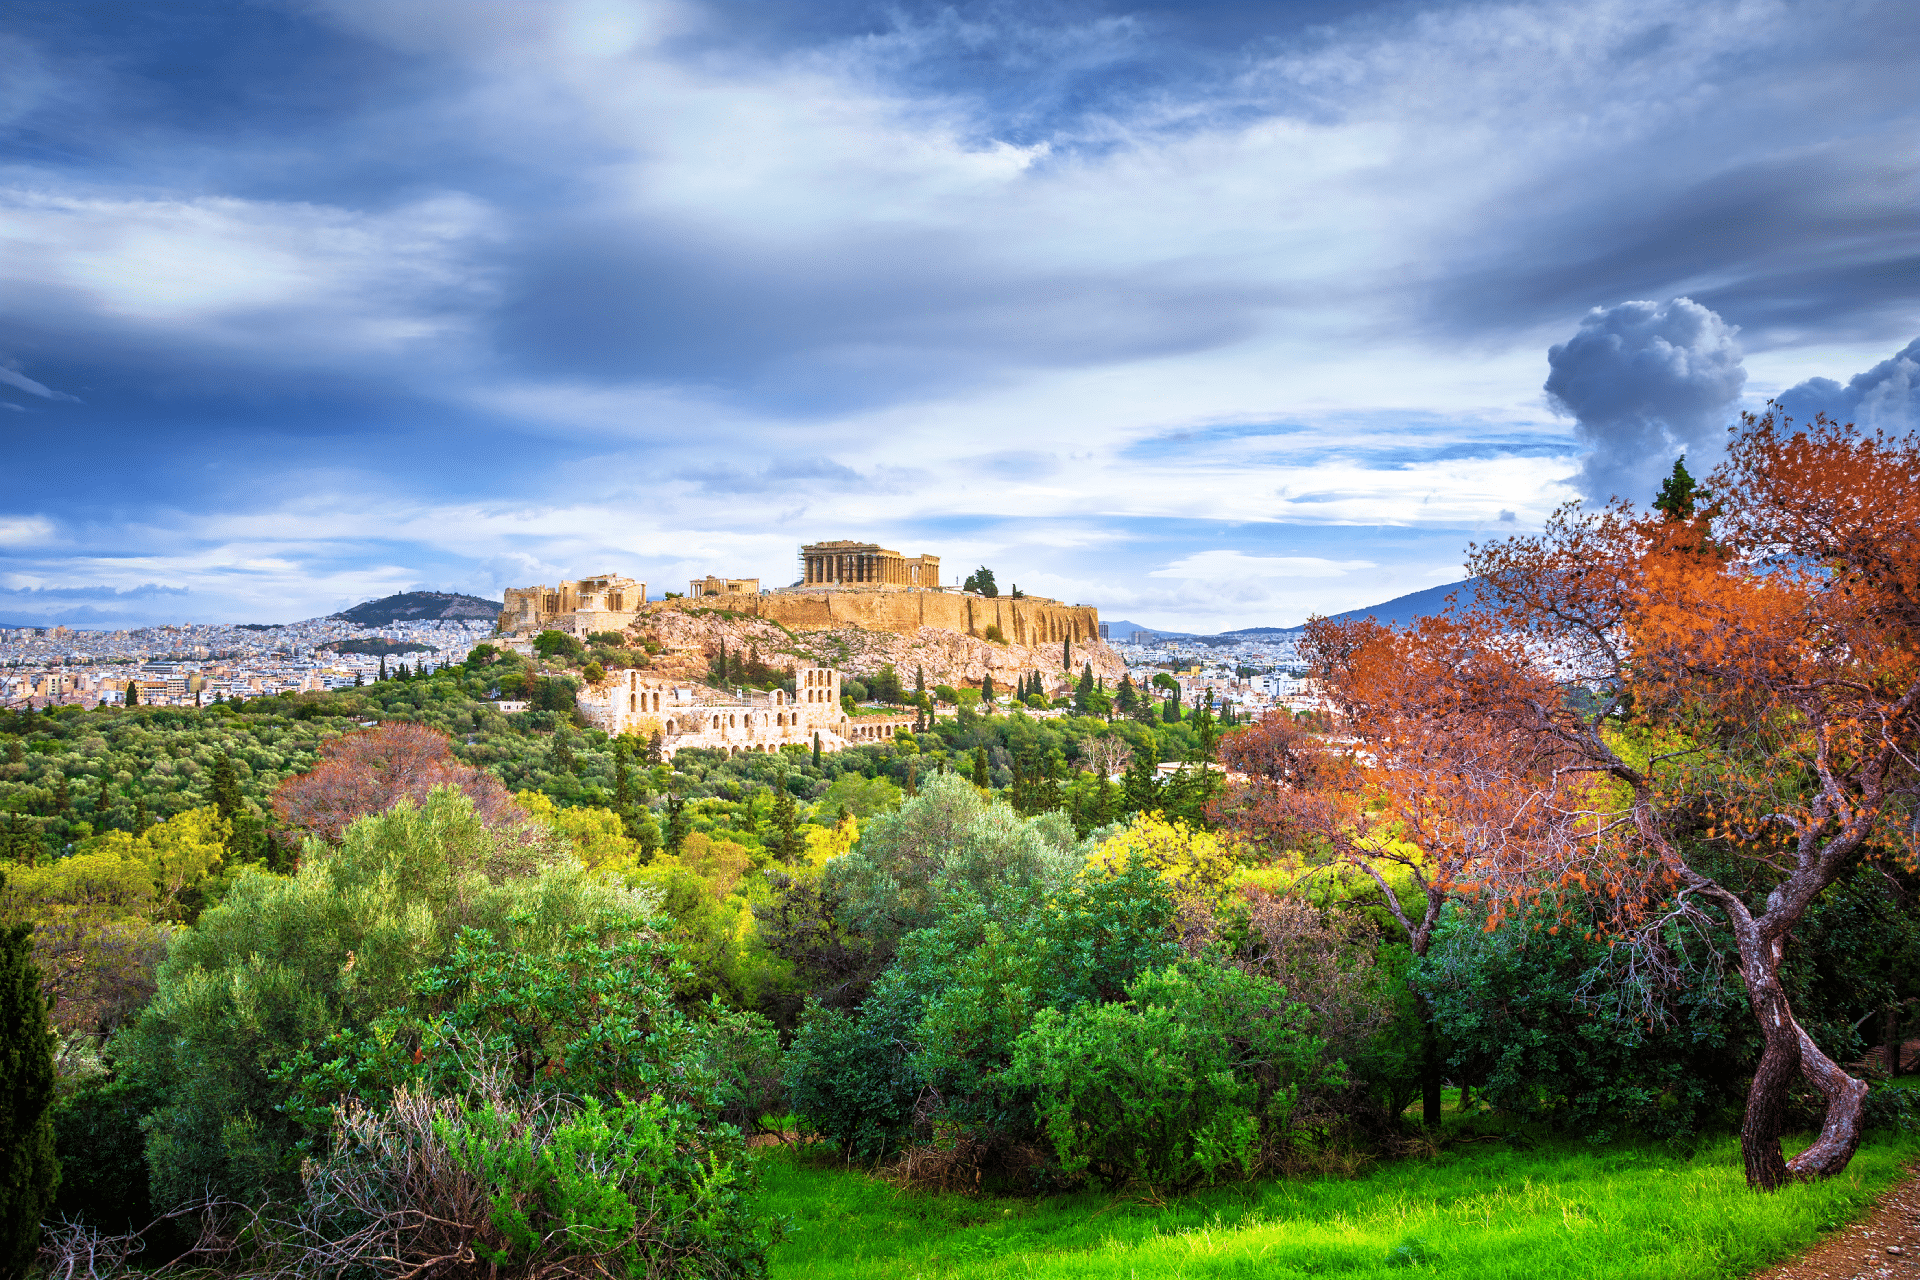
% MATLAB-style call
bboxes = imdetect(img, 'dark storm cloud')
[1545,298,1746,503]
[492,221,1276,406]
[1429,143,1920,350]
[1775,337,1920,432]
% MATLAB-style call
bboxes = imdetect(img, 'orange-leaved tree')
[1220,617,1558,1126]
[1404,408,1916,1189]
[272,722,527,844]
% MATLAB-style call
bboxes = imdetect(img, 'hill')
[1318,578,1483,629]
[1115,580,1484,642]
[329,591,500,626]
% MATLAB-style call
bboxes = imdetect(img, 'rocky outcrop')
[629,595,1124,694]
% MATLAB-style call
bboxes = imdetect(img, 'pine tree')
[1653,456,1702,521]
[354,671,363,687]
[1075,662,1095,712]
[1,903,61,1277]
[125,680,139,707]
[1116,673,1138,715]
[973,744,990,789]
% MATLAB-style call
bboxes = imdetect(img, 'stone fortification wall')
[628,593,1124,694]
[652,590,1101,649]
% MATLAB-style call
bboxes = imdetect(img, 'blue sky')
[2,0,1916,632]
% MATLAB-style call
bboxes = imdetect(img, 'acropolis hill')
[499,542,1124,694]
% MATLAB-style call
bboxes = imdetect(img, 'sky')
[2,0,1916,634]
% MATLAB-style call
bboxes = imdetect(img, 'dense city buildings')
[0,617,492,709]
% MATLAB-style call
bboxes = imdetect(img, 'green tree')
[1652,456,1703,521]
[981,673,995,706]
[1063,635,1072,671]
[973,745,990,789]
[124,680,139,707]
[1074,663,1095,713]
[210,753,244,820]
[116,788,634,1210]
[962,567,999,597]
[1,902,61,1278]
[768,793,807,865]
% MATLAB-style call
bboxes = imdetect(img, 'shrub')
[1009,961,1337,1192]
[783,986,925,1164]
[281,1068,773,1280]
[1417,905,1752,1143]
[117,788,645,1210]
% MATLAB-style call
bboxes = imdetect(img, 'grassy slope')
[759,1133,1920,1279]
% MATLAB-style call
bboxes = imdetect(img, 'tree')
[963,567,999,597]
[1116,673,1139,717]
[1219,667,1503,1125]
[210,752,244,821]
[378,656,387,681]
[1652,455,1704,521]
[272,722,529,843]
[768,793,807,865]
[1262,409,1919,1188]
[1063,636,1072,671]
[981,673,995,706]
[813,732,822,769]
[1074,662,1095,713]
[973,745,990,789]
[124,679,138,707]
[1,902,61,1278]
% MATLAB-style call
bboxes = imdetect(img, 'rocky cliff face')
[629,594,1125,693]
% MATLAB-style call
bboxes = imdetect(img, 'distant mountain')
[1111,580,1483,643]
[1101,618,1197,640]
[1319,579,1483,629]
[329,591,501,626]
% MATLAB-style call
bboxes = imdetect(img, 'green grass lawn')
[756,1129,1920,1279]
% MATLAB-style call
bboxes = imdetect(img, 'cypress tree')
[973,745,990,789]
[813,732,822,769]
[124,680,139,707]
[915,666,926,696]
[378,656,388,681]
[53,774,70,816]
[982,673,995,706]
[1,899,61,1277]
[95,775,110,819]
[1063,635,1072,670]
[135,796,150,835]
[211,754,243,821]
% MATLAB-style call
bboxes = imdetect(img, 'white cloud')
[1149,550,1375,580]
[0,516,56,547]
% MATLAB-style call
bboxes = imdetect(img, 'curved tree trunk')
[1735,935,1868,1189]
[1785,1022,1868,1179]
[1738,940,1801,1191]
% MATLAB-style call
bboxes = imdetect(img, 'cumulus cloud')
[1774,337,1920,432]
[1545,297,1746,504]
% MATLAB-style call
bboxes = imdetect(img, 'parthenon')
[798,541,940,591]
